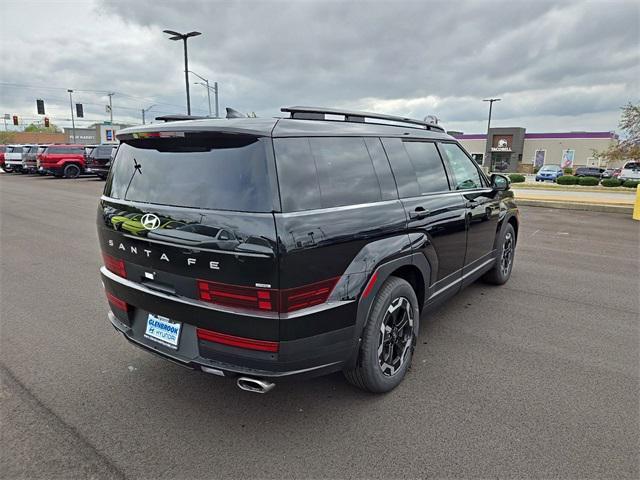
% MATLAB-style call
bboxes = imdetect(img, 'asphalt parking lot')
[1,173,638,479]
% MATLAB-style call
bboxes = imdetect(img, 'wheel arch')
[345,253,430,369]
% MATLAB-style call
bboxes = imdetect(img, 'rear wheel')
[482,223,516,285]
[344,276,419,393]
[63,164,81,179]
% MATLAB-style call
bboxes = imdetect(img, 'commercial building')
[451,128,619,173]
[65,123,127,144]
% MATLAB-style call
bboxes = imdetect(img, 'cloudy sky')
[1,0,638,134]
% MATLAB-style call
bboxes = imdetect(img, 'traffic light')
[12,115,18,125]
[36,99,45,115]
[44,117,50,128]
[76,103,84,118]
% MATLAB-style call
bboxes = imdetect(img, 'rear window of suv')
[105,134,272,212]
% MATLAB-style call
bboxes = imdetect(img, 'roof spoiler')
[154,114,208,122]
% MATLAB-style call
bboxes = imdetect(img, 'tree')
[594,102,640,165]
[24,122,61,133]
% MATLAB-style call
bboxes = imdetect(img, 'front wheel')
[344,276,419,393]
[482,223,516,285]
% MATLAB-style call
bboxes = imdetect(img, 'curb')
[517,199,633,214]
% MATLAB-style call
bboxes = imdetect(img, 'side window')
[274,137,384,212]
[439,143,483,190]
[402,141,451,194]
[381,138,420,198]
[309,137,382,208]
[363,137,398,201]
[273,138,322,212]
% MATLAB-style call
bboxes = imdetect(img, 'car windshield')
[623,162,639,170]
[540,165,559,171]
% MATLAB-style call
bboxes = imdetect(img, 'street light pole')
[190,70,218,117]
[164,30,202,116]
[142,104,155,124]
[107,92,115,125]
[483,98,501,169]
[67,89,76,143]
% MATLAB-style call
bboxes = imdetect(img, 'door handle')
[409,206,429,220]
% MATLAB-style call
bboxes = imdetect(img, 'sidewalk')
[513,188,635,214]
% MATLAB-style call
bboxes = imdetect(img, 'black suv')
[98,107,519,393]
[86,144,117,179]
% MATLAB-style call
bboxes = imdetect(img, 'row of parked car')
[534,163,640,182]
[0,143,117,179]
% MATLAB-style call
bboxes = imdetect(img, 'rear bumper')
[109,312,346,379]
[101,267,356,380]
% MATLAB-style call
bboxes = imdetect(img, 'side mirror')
[491,173,510,191]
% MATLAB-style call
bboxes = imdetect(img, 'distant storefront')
[451,129,619,173]
[65,123,127,145]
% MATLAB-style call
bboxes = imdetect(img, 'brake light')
[280,277,339,312]
[105,291,128,311]
[196,328,279,352]
[197,277,339,313]
[197,280,278,312]
[103,253,126,278]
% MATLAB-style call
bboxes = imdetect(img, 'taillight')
[105,291,128,311]
[196,328,279,352]
[280,277,339,312]
[197,280,278,312]
[103,253,126,278]
[197,277,339,313]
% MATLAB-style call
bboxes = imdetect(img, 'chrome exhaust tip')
[236,377,276,394]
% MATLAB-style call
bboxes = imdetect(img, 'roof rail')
[281,106,445,132]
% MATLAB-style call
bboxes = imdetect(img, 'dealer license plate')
[145,314,182,349]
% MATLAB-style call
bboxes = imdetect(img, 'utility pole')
[107,92,115,125]
[164,30,202,115]
[142,105,155,124]
[68,89,76,142]
[214,81,219,118]
[483,98,501,169]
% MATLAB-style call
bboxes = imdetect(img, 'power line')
[0,82,209,114]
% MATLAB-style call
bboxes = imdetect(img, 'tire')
[344,276,419,393]
[482,223,516,285]
[63,164,81,179]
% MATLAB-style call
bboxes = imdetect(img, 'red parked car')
[0,145,6,171]
[39,144,86,178]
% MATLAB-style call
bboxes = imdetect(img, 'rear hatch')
[98,131,282,345]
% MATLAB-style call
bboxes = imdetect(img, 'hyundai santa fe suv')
[98,106,519,393]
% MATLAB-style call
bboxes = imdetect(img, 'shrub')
[601,178,622,187]
[556,175,577,185]
[622,180,640,188]
[563,167,574,175]
[508,173,526,183]
[578,176,599,186]
[534,166,541,174]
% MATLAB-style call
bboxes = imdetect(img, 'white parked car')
[618,161,640,182]
[3,145,24,172]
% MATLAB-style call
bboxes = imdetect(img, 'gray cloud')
[1,0,638,133]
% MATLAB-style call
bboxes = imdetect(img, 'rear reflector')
[362,271,378,299]
[103,253,126,278]
[196,328,279,352]
[105,291,128,311]
[197,277,339,313]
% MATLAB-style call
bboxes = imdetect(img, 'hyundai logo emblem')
[141,213,161,230]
